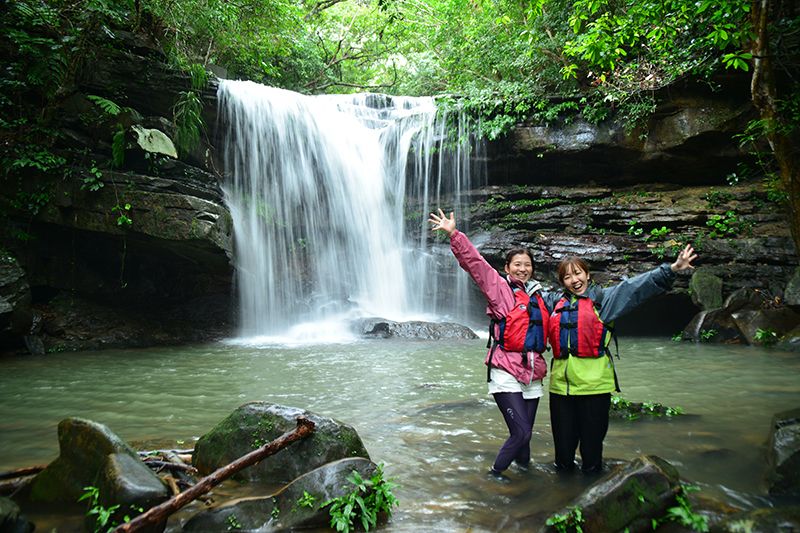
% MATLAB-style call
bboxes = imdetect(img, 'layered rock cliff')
[0,37,796,354]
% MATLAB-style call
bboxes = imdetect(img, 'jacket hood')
[506,275,543,296]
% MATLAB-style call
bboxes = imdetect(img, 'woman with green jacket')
[548,245,697,473]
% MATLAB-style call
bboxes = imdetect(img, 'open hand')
[428,209,456,236]
[670,244,698,272]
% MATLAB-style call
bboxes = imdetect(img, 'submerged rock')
[354,318,478,340]
[766,407,800,497]
[538,455,681,533]
[183,457,379,531]
[193,402,370,484]
[716,505,800,533]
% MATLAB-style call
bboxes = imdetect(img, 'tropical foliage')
[0,0,797,245]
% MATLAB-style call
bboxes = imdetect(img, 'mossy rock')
[193,402,370,484]
[539,455,681,533]
[689,268,723,311]
[183,457,380,531]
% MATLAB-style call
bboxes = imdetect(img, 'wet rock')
[131,125,177,158]
[683,308,744,343]
[723,287,769,313]
[777,324,800,353]
[27,418,168,510]
[786,267,800,306]
[0,250,32,352]
[193,403,370,484]
[183,457,380,531]
[489,82,751,186]
[716,505,800,533]
[689,268,723,310]
[32,292,232,353]
[0,497,34,533]
[354,318,478,340]
[538,455,681,533]
[732,307,800,346]
[766,408,800,497]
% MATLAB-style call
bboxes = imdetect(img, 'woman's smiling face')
[561,263,590,295]
[504,253,533,283]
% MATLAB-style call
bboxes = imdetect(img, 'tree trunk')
[113,416,316,533]
[751,0,800,255]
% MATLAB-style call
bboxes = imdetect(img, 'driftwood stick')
[142,459,196,473]
[113,416,315,533]
[0,475,36,496]
[0,465,46,481]
[162,474,181,497]
[137,449,194,457]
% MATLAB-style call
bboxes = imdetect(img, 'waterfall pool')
[1,337,798,530]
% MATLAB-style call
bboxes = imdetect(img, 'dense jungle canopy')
[1,0,799,249]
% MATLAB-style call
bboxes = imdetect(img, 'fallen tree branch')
[141,459,196,474]
[0,465,46,481]
[113,416,316,532]
[0,475,36,496]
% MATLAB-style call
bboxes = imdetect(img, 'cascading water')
[218,80,484,342]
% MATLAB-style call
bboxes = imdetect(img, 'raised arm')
[429,209,514,318]
[598,244,698,323]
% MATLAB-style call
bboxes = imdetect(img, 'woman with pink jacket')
[429,209,559,480]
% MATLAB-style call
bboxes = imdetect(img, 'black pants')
[492,392,540,472]
[549,392,611,473]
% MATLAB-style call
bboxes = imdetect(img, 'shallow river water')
[1,337,798,531]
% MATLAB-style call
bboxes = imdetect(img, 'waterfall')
[218,80,484,342]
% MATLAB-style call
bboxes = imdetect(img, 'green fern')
[112,124,125,168]
[88,94,122,116]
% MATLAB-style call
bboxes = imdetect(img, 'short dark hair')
[556,256,590,285]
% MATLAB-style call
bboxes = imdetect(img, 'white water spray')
[218,80,483,341]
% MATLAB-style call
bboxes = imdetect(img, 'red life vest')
[549,296,612,359]
[491,287,550,354]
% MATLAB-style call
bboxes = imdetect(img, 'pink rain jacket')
[450,230,548,384]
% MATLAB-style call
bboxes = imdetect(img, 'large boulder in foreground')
[193,403,370,484]
[184,457,380,531]
[27,418,168,513]
[539,455,681,533]
[767,407,800,496]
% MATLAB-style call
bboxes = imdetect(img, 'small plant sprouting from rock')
[545,505,584,533]
[295,490,316,511]
[112,202,132,227]
[652,483,709,532]
[627,219,643,237]
[700,329,718,342]
[754,327,779,346]
[322,464,399,533]
[78,485,142,533]
[645,226,670,242]
[79,486,120,533]
[226,513,243,530]
[251,419,275,448]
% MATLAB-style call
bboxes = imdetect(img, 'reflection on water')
[1,338,798,530]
